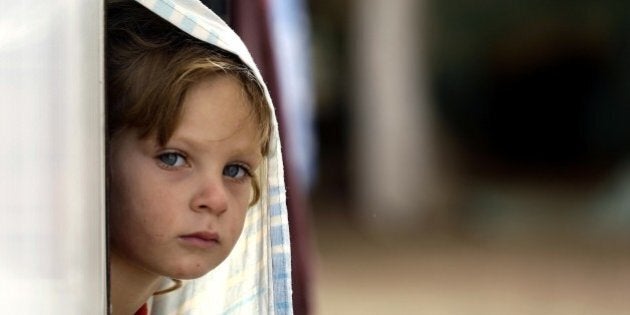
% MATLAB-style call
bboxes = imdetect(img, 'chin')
[165,259,225,280]
[166,268,212,280]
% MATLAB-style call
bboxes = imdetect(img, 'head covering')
[129,0,293,314]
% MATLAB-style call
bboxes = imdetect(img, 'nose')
[190,177,228,214]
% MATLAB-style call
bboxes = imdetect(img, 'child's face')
[108,75,263,280]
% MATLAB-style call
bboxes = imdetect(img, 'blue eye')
[223,164,250,179]
[157,152,187,167]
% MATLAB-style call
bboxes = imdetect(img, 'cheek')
[108,175,144,245]
[112,183,178,227]
[231,186,252,223]
[225,185,252,241]
[109,167,178,243]
[228,181,254,205]
[108,171,135,227]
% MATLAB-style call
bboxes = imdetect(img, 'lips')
[179,231,219,249]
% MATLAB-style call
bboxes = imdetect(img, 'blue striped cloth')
[132,0,293,314]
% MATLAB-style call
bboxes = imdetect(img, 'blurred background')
[4,0,630,313]
[304,0,630,314]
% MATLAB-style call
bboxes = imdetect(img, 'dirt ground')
[312,211,630,315]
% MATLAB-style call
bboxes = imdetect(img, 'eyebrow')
[166,133,263,157]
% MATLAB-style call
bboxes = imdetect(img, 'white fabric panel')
[0,1,106,313]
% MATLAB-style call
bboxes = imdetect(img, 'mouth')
[178,231,220,249]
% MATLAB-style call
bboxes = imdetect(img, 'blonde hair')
[106,2,271,203]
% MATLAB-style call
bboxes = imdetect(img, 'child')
[106,1,292,314]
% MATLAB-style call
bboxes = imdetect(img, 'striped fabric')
[131,0,293,314]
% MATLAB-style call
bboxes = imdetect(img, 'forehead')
[172,75,263,148]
